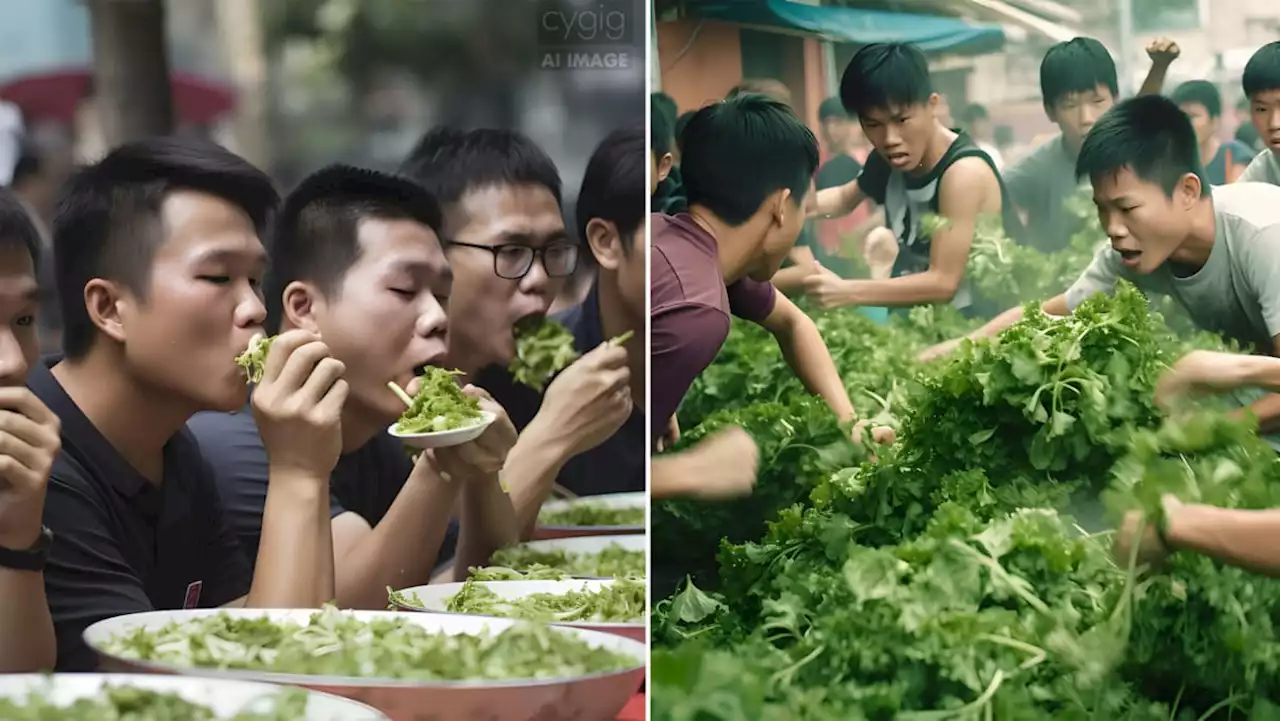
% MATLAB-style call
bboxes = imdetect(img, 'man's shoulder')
[651,215,723,312]
[1243,150,1280,184]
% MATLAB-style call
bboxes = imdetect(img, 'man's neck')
[1169,197,1219,270]
[1200,137,1222,168]
[595,275,644,407]
[51,352,198,484]
[685,205,757,284]
[339,404,385,456]
[907,124,958,178]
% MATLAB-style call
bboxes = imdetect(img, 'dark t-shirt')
[31,359,250,671]
[475,282,645,497]
[815,154,863,191]
[186,408,459,567]
[1205,140,1258,186]
[650,213,777,435]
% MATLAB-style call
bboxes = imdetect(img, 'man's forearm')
[835,272,961,308]
[1232,391,1280,434]
[775,317,856,421]
[650,454,697,499]
[771,265,813,294]
[1168,504,1280,577]
[250,472,333,608]
[505,418,574,538]
[0,570,54,672]
[454,473,519,580]
[334,467,460,609]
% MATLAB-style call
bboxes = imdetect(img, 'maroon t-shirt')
[650,212,777,437]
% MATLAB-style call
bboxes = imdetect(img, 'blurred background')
[0,0,644,215]
[654,0,1277,157]
[0,0,644,350]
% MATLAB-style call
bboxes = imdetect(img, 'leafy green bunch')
[443,577,645,623]
[234,334,276,384]
[392,366,483,433]
[509,316,580,391]
[0,686,309,721]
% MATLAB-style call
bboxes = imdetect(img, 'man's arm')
[453,472,518,580]
[808,178,868,219]
[1137,37,1179,96]
[249,468,334,608]
[756,292,856,423]
[0,558,54,672]
[329,462,461,609]
[770,246,818,294]
[1164,503,1280,577]
[804,157,999,307]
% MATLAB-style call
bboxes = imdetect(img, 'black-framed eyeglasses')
[447,240,579,280]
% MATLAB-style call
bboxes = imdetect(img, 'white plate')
[83,608,645,721]
[391,579,647,643]
[388,410,495,449]
[0,673,386,720]
[536,492,646,536]
[494,534,647,579]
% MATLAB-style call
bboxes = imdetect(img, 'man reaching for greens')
[651,93,890,500]
[924,95,1280,448]
[1116,350,1280,576]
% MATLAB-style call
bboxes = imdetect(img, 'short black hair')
[840,43,933,117]
[652,92,677,127]
[53,137,278,359]
[1040,37,1118,110]
[680,93,818,226]
[961,103,989,124]
[0,187,41,268]
[398,127,562,211]
[1076,94,1207,197]
[818,97,848,121]
[1171,80,1222,118]
[1243,42,1280,98]
[651,94,674,157]
[727,79,793,106]
[674,111,696,155]
[264,165,443,333]
[577,124,644,253]
[11,144,41,188]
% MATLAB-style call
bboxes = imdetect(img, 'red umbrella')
[0,67,237,125]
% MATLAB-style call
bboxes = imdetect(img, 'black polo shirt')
[477,282,645,496]
[30,359,250,672]
[186,407,459,567]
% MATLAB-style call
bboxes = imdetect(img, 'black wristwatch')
[0,526,52,572]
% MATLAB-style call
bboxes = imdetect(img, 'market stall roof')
[686,0,1006,55]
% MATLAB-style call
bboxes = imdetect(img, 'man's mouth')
[1116,249,1142,267]
[886,152,911,167]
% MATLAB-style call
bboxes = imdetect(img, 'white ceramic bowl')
[0,672,387,720]
[535,492,646,539]
[83,608,645,721]
[391,579,647,643]
[493,534,647,579]
[388,410,495,449]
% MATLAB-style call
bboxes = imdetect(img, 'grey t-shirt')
[1242,150,1280,186]
[1003,134,1089,253]
[1064,182,1280,447]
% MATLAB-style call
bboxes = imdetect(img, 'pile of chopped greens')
[392,367,483,434]
[100,606,635,681]
[466,565,571,581]
[652,273,1280,718]
[234,334,275,384]
[538,502,645,527]
[393,578,645,623]
[509,317,581,391]
[491,543,646,579]
[0,686,308,720]
[508,316,635,391]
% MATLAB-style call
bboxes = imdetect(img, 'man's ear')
[585,217,622,271]
[658,152,674,183]
[83,278,129,344]
[281,280,323,333]
[1177,172,1203,210]
[772,188,794,227]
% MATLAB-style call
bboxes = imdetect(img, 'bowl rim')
[388,579,647,628]
[388,409,496,439]
[83,608,647,690]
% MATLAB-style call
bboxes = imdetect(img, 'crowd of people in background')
[649,36,1280,575]
[0,115,647,671]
